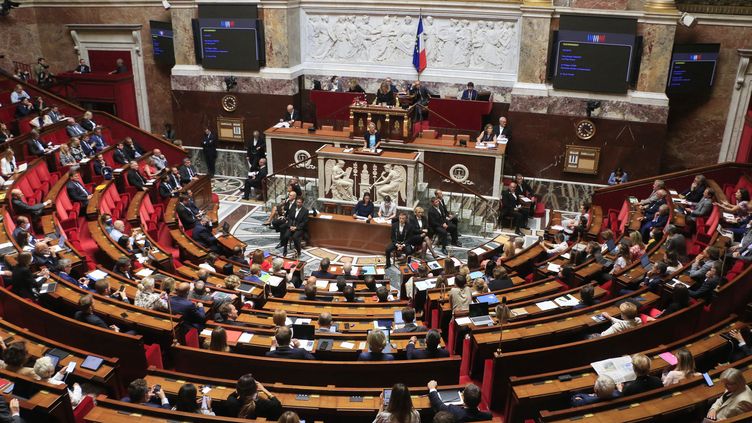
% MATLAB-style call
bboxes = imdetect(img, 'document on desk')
[317,214,334,220]
[135,268,154,277]
[266,275,284,287]
[535,300,558,311]
[238,333,254,344]
[550,225,565,231]
[86,269,108,281]
[546,263,561,273]
[554,294,579,307]
[315,279,329,290]
[340,341,355,350]
[454,317,472,326]
[591,356,636,384]
[354,215,369,221]
[328,284,339,292]
[471,247,486,256]
[414,280,435,291]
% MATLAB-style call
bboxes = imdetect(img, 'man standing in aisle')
[202,126,217,177]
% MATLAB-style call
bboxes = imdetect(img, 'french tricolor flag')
[413,15,427,73]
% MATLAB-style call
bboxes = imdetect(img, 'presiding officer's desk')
[308,213,391,255]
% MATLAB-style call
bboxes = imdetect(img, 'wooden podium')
[349,104,415,143]
[315,145,420,208]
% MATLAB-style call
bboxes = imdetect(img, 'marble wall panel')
[636,23,677,94]
[510,94,670,124]
[517,15,551,84]
[263,8,292,69]
[172,7,198,66]
[171,74,298,95]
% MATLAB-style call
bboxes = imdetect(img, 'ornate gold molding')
[522,0,553,5]
[644,0,678,13]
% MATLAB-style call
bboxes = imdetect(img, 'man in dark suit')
[247,130,266,168]
[178,158,198,185]
[74,294,123,332]
[409,80,431,122]
[192,216,220,253]
[428,381,492,421]
[394,307,427,333]
[47,105,63,123]
[488,267,514,291]
[73,59,91,74]
[385,212,414,267]
[15,98,33,118]
[243,158,267,200]
[112,257,134,279]
[32,242,60,271]
[428,197,452,254]
[27,129,49,156]
[93,154,113,180]
[500,182,526,235]
[66,169,92,209]
[0,396,24,423]
[176,194,197,230]
[493,116,511,139]
[280,198,308,257]
[158,174,178,199]
[311,257,335,279]
[435,190,461,246]
[640,204,669,241]
[281,104,299,125]
[265,326,315,359]
[682,174,707,204]
[65,118,87,137]
[112,142,129,165]
[460,82,478,100]
[514,174,534,198]
[689,262,721,302]
[201,127,217,176]
[406,330,449,359]
[168,167,183,190]
[10,189,49,219]
[169,282,206,330]
[126,161,147,191]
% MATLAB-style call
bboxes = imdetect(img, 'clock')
[575,119,596,140]
[221,95,238,112]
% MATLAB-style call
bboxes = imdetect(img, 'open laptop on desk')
[291,324,316,351]
[640,254,653,271]
[469,303,494,326]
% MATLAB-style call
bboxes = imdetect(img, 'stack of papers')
[238,333,254,343]
[427,261,441,270]
[554,294,580,307]
[511,307,528,317]
[317,214,334,220]
[454,317,472,326]
[535,300,558,311]
[414,280,436,291]
[668,278,690,289]
[546,263,561,273]
[315,279,329,289]
[591,356,636,384]
[266,275,284,287]
[550,225,565,231]
[87,269,108,281]
[136,268,154,277]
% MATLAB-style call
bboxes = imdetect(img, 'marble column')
[261,1,301,69]
[719,49,752,163]
[516,5,554,85]
[171,7,198,66]
[635,16,678,94]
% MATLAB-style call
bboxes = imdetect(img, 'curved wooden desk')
[307,214,391,255]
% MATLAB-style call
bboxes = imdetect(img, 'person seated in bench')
[301,281,319,301]
[427,380,492,422]
[2,341,36,378]
[570,375,621,407]
[170,282,206,330]
[74,294,126,333]
[266,326,314,360]
[357,330,394,361]
[311,257,335,279]
[573,285,600,310]
[317,312,339,334]
[599,301,641,337]
[174,383,215,415]
[192,216,221,253]
[689,262,722,302]
[189,279,211,302]
[213,302,242,327]
[407,329,449,360]
[33,356,83,407]
[706,368,752,421]
[343,285,362,303]
[394,307,427,333]
[93,279,130,304]
[222,374,282,419]
[373,383,420,423]
[122,378,170,409]
[619,353,662,396]
[376,285,392,302]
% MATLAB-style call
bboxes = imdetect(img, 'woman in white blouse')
[0,149,17,178]
[662,348,700,386]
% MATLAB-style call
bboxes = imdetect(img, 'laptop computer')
[393,310,404,325]
[469,302,488,318]
[292,324,315,350]
[475,294,500,305]
[606,238,616,253]
[640,254,653,271]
